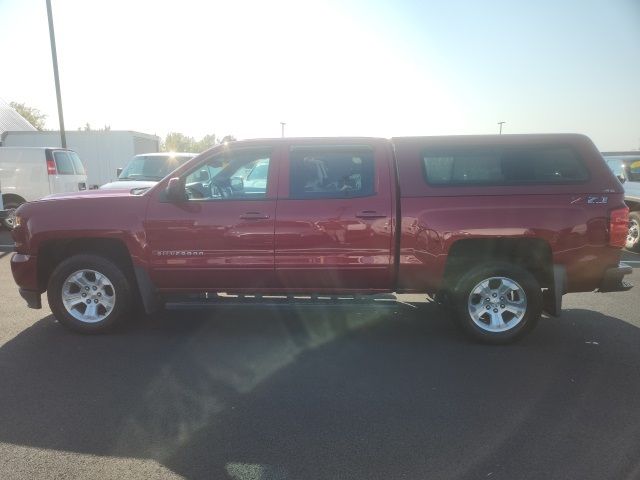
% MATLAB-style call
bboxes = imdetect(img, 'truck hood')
[100,180,158,190]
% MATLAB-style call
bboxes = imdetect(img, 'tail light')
[46,158,57,175]
[609,206,629,248]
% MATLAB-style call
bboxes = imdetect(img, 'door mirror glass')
[617,174,626,184]
[166,177,185,202]
[230,176,244,192]
[116,167,123,177]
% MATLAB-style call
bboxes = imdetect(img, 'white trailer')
[1,130,160,188]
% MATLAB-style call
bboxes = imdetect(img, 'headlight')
[12,214,22,228]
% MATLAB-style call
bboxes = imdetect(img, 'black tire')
[47,254,132,333]
[451,262,542,344]
[626,212,640,252]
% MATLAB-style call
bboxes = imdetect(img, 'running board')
[163,292,412,310]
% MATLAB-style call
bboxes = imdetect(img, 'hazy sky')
[0,0,638,150]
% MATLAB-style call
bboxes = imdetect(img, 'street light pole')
[280,122,286,138]
[46,0,66,148]
[498,121,505,135]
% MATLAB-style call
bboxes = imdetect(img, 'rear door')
[49,150,87,193]
[274,140,395,292]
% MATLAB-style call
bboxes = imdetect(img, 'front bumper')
[10,252,40,291]
[11,254,42,309]
[598,263,633,292]
[19,288,42,309]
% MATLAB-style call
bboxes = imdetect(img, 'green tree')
[162,132,233,153]
[220,135,237,143]
[195,133,218,152]
[10,102,47,131]
[163,132,198,152]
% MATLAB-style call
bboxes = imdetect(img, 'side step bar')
[164,292,408,310]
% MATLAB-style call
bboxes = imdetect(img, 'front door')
[144,146,278,291]
[274,142,394,292]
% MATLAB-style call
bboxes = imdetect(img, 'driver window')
[184,149,271,201]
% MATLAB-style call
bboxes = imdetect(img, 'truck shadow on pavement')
[1,303,640,479]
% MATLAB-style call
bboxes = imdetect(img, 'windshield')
[118,155,190,181]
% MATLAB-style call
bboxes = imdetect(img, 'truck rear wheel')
[452,262,542,344]
[47,254,132,333]
[626,212,640,252]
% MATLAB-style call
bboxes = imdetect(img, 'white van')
[0,147,88,228]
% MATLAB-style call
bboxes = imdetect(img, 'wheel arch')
[1,193,27,207]
[37,237,136,292]
[443,237,553,290]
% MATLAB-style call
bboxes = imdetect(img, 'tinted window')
[423,146,589,185]
[184,149,271,200]
[53,151,75,175]
[69,151,86,175]
[289,146,375,199]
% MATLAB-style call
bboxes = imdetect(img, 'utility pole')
[280,122,286,138]
[498,121,505,135]
[46,0,66,148]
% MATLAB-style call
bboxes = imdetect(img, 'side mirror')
[230,176,244,192]
[166,177,185,202]
[617,174,626,184]
[116,167,123,177]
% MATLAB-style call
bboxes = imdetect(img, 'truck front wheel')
[47,254,132,333]
[452,262,542,344]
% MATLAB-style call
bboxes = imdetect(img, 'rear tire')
[452,262,542,344]
[47,254,132,333]
[626,212,640,252]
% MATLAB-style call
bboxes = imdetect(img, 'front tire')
[47,254,132,333]
[626,212,640,252]
[452,262,542,344]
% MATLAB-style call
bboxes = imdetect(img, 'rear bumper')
[598,263,633,292]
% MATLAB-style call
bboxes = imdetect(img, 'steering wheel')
[186,184,205,200]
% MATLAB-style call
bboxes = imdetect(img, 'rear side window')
[289,146,375,199]
[53,151,75,175]
[423,146,589,186]
[69,151,86,175]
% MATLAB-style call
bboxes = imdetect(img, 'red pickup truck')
[9,134,632,343]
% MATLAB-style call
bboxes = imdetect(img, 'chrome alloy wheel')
[627,218,639,249]
[467,276,527,333]
[61,269,116,323]
[2,208,17,230]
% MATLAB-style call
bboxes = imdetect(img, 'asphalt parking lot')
[1,229,640,479]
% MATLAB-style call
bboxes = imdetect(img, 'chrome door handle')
[240,212,270,220]
[355,210,386,219]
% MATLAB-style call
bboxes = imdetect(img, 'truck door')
[274,141,395,292]
[144,145,278,290]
